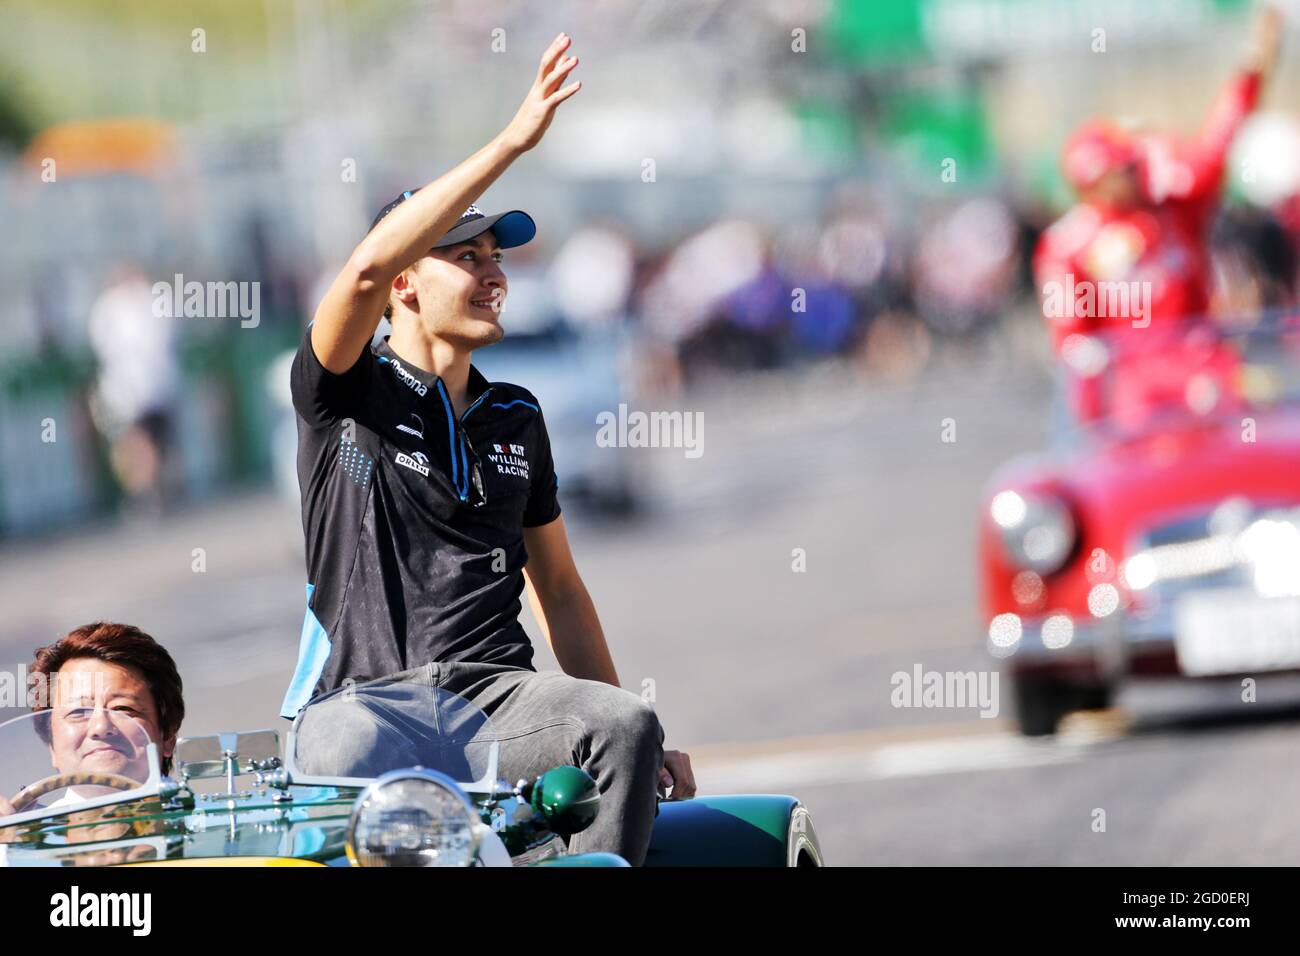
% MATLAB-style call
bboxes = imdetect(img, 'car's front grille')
[1125,499,1300,606]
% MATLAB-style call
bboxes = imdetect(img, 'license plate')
[1173,590,1300,676]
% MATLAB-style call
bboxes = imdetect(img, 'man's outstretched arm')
[311,33,582,373]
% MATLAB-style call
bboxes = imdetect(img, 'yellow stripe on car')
[122,857,326,867]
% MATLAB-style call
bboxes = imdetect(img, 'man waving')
[281,34,694,865]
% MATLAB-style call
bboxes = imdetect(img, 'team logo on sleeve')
[487,443,529,479]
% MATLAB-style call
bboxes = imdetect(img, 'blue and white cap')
[367,190,536,249]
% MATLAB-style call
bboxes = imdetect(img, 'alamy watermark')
[0,664,110,709]
[890,665,1000,718]
[50,886,151,936]
[152,273,260,328]
[596,404,703,459]
[1042,274,1152,328]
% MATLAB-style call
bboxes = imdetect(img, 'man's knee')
[588,689,663,767]
[294,700,387,777]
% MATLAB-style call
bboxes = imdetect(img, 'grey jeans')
[292,661,665,865]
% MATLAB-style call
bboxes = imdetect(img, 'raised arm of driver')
[1181,4,1281,200]
[310,32,582,373]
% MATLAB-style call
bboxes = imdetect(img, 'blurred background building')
[1,0,1298,533]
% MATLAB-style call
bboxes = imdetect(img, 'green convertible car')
[0,680,822,867]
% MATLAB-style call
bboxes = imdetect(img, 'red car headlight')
[990,490,1076,576]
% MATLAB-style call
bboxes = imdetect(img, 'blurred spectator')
[855,310,932,383]
[684,253,786,379]
[774,222,861,358]
[818,206,895,319]
[912,197,1020,339]
[1272,187,1300,299]
[639,220,767,340]
[1231,111,1300,294]
[550,225,636,331]
[87,263,180,515]
[1210,206,1297,318]
[639,220,772,384]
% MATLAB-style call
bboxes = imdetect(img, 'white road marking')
[699,730,1099,792]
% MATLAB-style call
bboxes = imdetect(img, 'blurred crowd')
[549,187,1299,395]
[54,161,1300,519]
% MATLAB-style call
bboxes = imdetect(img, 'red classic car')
[980,314,1300,734]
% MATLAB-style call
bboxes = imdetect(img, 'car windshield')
[1064,309,1300,441]
[288,679,498,790]
[0,708,157,820]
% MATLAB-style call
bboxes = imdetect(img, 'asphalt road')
[5,346,1300,864]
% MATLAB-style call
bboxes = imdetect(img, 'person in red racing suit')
[1034,4,1283,425]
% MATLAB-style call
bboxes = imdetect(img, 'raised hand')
[501,33,582,154]
[1246,3,1283,78]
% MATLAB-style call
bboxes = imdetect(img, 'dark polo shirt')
[280,327,561,718]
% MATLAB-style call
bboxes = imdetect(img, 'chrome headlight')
[346,769,481,867]
[990,490,1076,575]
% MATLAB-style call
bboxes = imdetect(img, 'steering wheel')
[8,772,141,813]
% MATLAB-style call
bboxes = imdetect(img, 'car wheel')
[1073,682,1113,713]
[1013,677,1113,736]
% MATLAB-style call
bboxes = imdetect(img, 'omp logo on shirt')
[487,444,529,479]
[385,358,428,396]
[396,451,430,476]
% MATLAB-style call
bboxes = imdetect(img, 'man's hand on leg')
[659,749,696,800]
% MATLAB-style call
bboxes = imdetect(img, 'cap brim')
[433,210,536,250]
